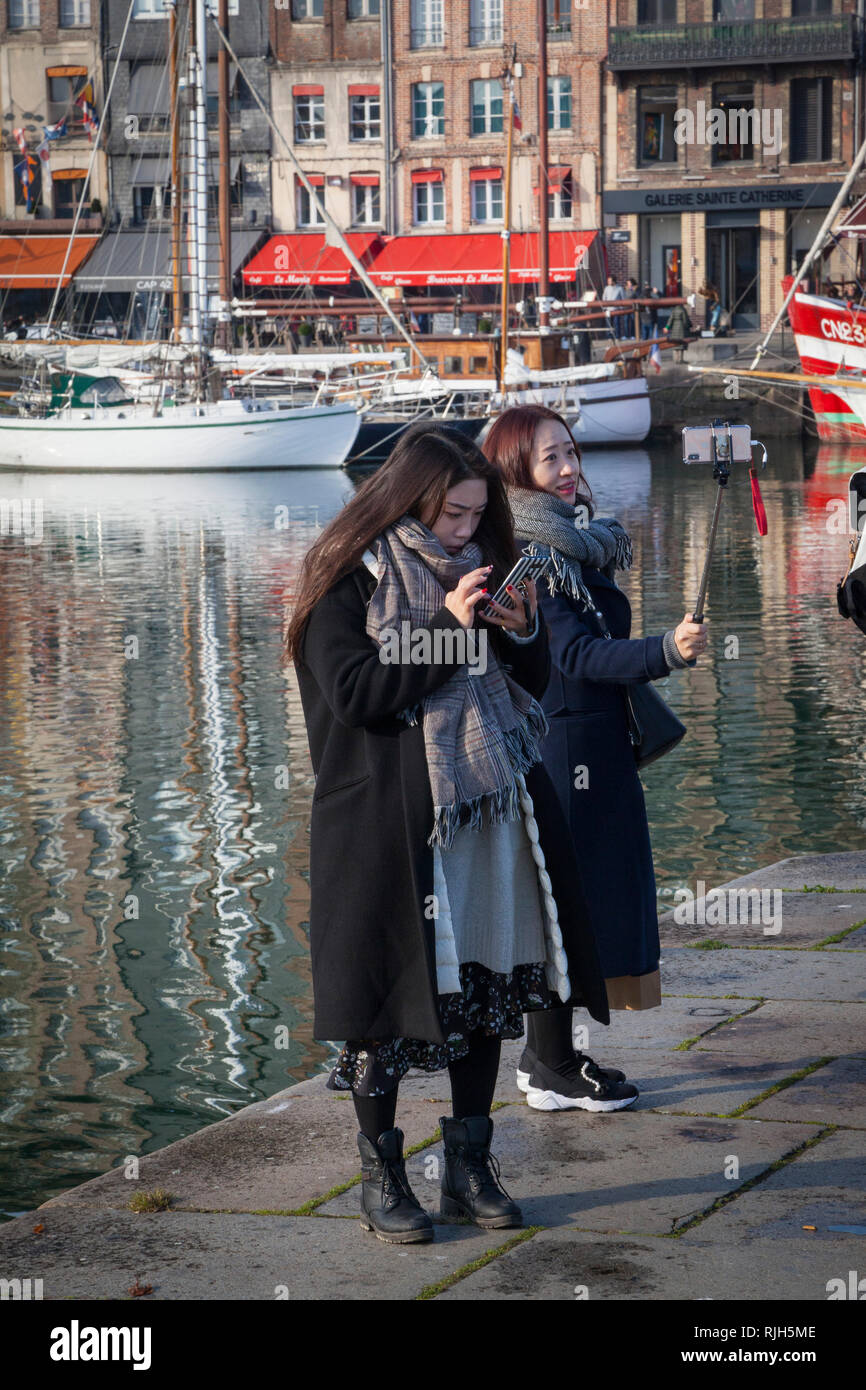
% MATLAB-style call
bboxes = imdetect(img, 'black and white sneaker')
[523,1055,639,1113]
[516,1045,628,1093]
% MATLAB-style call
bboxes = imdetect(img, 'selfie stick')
[692,423,732,625]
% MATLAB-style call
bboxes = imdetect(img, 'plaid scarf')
[365,515,548,849]
[507,485,632,610]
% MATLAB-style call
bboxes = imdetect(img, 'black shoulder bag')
[587,605,686,769]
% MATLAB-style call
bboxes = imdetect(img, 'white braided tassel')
[516,773,571,1003]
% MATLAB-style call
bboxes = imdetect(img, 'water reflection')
[1,442,864,1217]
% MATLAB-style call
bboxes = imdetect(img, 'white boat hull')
[0,400,361,471]
[564,378,651,446]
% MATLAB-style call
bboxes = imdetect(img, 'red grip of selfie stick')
[750,467,768,536]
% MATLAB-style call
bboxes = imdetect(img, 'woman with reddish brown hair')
[484,405,707,1113]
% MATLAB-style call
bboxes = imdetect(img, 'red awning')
[0,233,99,289]
[350,173,379,186]
[411,168,443,183]
[835,194,866,237]
[242,232,383,288]
[297,172,324,186]
[293,84,323,96]
[470,167,502,181]
[367,231,597,286]
[349,84,379,97]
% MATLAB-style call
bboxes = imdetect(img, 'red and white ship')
[784,197,866,442]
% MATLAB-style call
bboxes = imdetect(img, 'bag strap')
[583,603,642,747]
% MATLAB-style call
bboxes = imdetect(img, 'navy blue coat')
[537,564,670,979]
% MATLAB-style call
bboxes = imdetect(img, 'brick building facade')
[604,0,866,331]
[391,0,604,241]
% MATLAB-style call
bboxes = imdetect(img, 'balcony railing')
[469,25,503,45]
[410,26,445,48]
[547,19,572,42]
[608,13,862,69]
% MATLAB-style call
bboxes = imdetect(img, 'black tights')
[353,1033,502,1144]
[525,1004,574,1068]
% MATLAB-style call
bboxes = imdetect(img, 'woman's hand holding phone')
[480,577,538,637]
[444,566,494,629]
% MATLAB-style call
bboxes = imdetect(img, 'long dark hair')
[482,404,595,517]
[285,422,519,663]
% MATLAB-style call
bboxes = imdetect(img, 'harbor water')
[1,435,865,1217]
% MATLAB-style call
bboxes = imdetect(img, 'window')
[712,82,755,164]
[207,170,243,217]
[549,172,573,220]
[133,185,171,222]
[792,0,831,11]
[411,0,444,48]
[637,0,676,20]
[132,0,168,15]
[413,175,445,224]
[352,178,381,225]
[297,178,325,226]
[470,174,503,222]
[790,76,832,162]
[348,0,380,14]
[412,82,444,138]
[53,174,86,218]
[47,74,87,131]
[60,0,90,23]
[293,0,324,17]
[638,85,678,165]
[547,76,572,131]
[350,92,381,142]
[469,0,502,46]
[546,0,571,41]
[471,79,503,137]
[8,0,40,26]
[713,0,754,15]
[294,92,325,142]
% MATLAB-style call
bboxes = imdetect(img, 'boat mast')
[537,0,550,333]
[500,58,515,388]
[187,0,208,394]
[169,0,182,343]
[216,0,231,351]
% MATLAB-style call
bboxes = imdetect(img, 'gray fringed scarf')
[507,486,633,610]
[365,515,549,850]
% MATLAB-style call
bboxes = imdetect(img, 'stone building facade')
[603,0,866,330]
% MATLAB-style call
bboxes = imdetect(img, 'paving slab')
[692,1126,866,1245]
[39,1077,443,1216]
[825,926,866,950]
[317,1104,818,1236]
[0,1205,520,1301]
[694,1000,866,1061]
[702,852,866,892]
[657,946,866,1001]
[747,1057,866,1128]
[435,1224,859,1302]
[571,1049,817,1118]
[659,892,866,948]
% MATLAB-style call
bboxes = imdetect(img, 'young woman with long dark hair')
[484,405,707,1114]
[286,423,609,1244]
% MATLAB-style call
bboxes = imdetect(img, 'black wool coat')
[536,565,668,979]
[294,564,610,1044]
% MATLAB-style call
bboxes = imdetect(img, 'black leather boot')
[439,1115,523,1229]
[357,1128,434,1244]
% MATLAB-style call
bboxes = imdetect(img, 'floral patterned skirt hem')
[327,959,557,1098]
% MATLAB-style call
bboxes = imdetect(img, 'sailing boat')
[0,0,360,471]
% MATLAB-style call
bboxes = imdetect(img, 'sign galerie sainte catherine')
[604,183,843,214]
